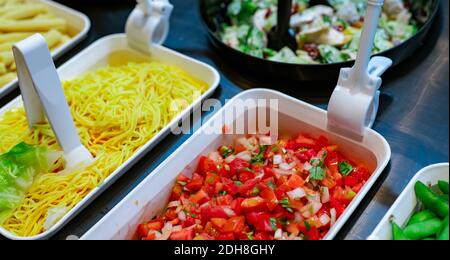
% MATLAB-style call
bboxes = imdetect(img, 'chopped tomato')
[147,220,164,231]
[170,229,194,240]
[313,135,328,151]
[216,194,233,206]
[241,197,266,212]
[344,175,359,187]
[222,216,245,233]
[205,173,220,185]
[254,232,272,240]
[260,188,278,211]
[263,166,276,178]
[286,222,300,236]
[201,206,228,222]
[198,156,217,175]
[295,134,316,148]
[216,233,235,240]
[137,224,149,237]
[190,189,209,204]
[237,178,259,196]
[238,170,255,183]
[142,233,156,240]
[286,174,305,190]
[230,198,244,215]
[211,218,227,230]
[229,158,250,175]
[185,178,203,192]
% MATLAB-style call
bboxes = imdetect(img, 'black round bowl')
[199,0,440,81]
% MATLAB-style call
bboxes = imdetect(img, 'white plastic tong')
[328,0,392,138]
[126,0,174,54]
[12,34,94,169]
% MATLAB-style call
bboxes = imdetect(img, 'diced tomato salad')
[137,134,371,240]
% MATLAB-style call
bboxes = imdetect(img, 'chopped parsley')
[339,161,353,176]
[251,145,268,164]
[270,217,277,231]
[220,145,235,157]
[309,166,326,180]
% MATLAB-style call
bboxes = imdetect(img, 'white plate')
[0,0,91,98]
[81,88,391,240]
[368,163,449,240]
[0,34,220,240]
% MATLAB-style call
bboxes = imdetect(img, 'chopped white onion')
[235,151,252,162]
[321,187,330,204]
[175,206,182,213]
[167,201,180,208]
[172,225,183,233]
[273,154,283,165]
[274,168,295,177]
[330,208,337,227]
[301,202,322,218]
[178,211,186,221]
[319,214,331,226]
[225,155,236,163]
[280,162,296,171]
[302,162,312,171]
[153,231,163,240]
[159,223,173,240]
[208,151,223,163]
[294,212,304,223]
[259,135,273,145]
[312,201,323,214]
[223,207,236,217]
[274,229,283,239]
[287,188,306,200]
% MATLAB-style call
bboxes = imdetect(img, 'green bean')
[415,181,449,218]
[392,222,409,240]
[403,218,442,240]
[438,180,449,195]
[437,216,449,241]
[407,210,436,226]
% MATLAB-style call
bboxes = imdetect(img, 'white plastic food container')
[81,89,391,240]
[0,4,220,239]
[368,163,449,240]
[0,0,91,99]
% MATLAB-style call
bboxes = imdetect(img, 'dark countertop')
[0,0,448,240]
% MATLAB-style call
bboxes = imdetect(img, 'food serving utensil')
[12,34,94,169]
[267,0,297,51]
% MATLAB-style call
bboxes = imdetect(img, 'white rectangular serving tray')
[81,88,391,240]
[0,0,91,99]
[0,34,220,240]
[368,163,449,240]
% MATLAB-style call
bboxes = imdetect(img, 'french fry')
[0,62,6,75]
[0,17,67,32]
[0,32,33,44]
[1,4,48,20]
[43,29,63,49]
[0,72,15,87]
[0,51,13,66]
[0,41,13,52]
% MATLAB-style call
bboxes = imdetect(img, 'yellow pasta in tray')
[0,0,72,90]
[0,61,208,237]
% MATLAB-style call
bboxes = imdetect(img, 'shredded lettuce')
[0,143,58,223]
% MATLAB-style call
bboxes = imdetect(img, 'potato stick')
[0,62,6,75]
[1,4,48,20]
[0,32,33,44]
[43,29,62,49]
[0,18,67,32]
[0,72,15,87]
[0,51,13,66]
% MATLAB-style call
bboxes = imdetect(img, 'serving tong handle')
[328,0,393,138]
[125,0,173,54]
[12,34,94,169]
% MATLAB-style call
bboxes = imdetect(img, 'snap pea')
[437,216,449,241]
[440,194,449,203]
[415,181,449,218]
[392,222,409,240]
[438,180,449,195]
[407,210,436,226]
[403,218,442,240]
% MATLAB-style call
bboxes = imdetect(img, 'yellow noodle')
[0,61,208,237]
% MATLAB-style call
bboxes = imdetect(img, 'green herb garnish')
[339,161,353,176]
